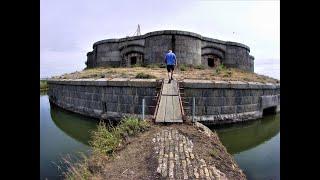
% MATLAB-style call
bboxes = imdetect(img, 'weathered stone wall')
[47,78,161,120]
[47,78,280,124]
[94,42,122,67]
[174,35,202,65]
[86,30,254,72]
[180,79,280,125]
[144,34,172,64]
[224,45,251,71]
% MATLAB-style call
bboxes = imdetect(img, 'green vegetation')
[90,117,149,155]
[135,72,156,79]
[214,64,226,75]
[63,153,92,180]
[194,64,205,70]
[146,63,165,68]
[54,66,278,83]
[64,117,150,179]
[40,80,48,91]
[132,63,142,68]
[179,64,188,71]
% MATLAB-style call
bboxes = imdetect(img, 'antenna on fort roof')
[133,24,141,36]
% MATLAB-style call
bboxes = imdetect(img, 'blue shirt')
[165,52,176,65]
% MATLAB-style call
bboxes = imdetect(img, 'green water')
[210,114,280,180]
[40,92,279,180]
[40,94,98,180]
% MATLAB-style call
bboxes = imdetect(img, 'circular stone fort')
[86,30,254,72]
[48,30,279,125]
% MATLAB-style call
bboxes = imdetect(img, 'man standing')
[164,50,177,83]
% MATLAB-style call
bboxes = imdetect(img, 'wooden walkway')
[155,80,183,123]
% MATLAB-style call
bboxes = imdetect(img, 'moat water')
[40,93,279,180]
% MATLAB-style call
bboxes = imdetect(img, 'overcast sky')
[40,0,280,79]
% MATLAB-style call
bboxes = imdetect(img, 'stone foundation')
[47,78,161,120]
[180,79,280,125]
[48,78,280,124]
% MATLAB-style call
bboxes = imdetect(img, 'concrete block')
[104,94,118,103]
[206,106,221,115]
[108,78,129,86]
[260,95,280,109]
[223,89,235,97]
[106,103,118,112]
[205,97,224,106]
[224,97,236,106]
[221,106,236,114]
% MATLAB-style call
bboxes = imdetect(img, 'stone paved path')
[152,128,227,180]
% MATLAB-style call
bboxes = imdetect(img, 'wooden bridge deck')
[155,80,183,123]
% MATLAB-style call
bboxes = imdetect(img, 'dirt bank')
[66,121,246,179]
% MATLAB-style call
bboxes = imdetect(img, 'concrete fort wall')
[180,80,280,125]
[48,78,279,124]
[86,30,254,72]
[47,78,161,121]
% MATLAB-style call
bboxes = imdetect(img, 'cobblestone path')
[152,128,228,180]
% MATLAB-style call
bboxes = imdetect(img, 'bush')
[223,70,232,77]
[179,64,188,71]
[116,116,150,137]
[214,64,226,75]
[132,64,142,68]
[40,80,48,90]
[89,117,149,155]
[146,64,161,68]
[135,72,156,79]
[194,64,205,70]
[90,122,121,155]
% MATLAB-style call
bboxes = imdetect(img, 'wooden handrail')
[153,79,164,120]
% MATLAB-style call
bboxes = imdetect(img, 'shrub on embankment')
[63,116,149,179]
[40,80,48,91]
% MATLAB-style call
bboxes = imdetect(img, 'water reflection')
[40,94,97,180]
[210,114,280,180]
[50,104,98,146]
[209,113,280,154]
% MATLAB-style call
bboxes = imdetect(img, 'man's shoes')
[168,79,171,83]
[171,77,174,80]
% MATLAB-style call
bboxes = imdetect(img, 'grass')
[213,64,226,75]
[53,66,279,83]
[194,64,205,70]
[135,72,156,79]
[179,64,188,71]
[64,117,150,179]
[40,80,48,91]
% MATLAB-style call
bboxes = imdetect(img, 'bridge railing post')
[192,97,195,123]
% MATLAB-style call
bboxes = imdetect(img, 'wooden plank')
[172,81,178,95]
[162,80,178,96]
[172,96,182,121]
[155,96,166,122]
[162,81,169,95]
[164,96,174,122]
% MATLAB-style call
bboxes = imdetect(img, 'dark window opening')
[262,106,277,116]
[208,58,215,67]
[130,57,137,65]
